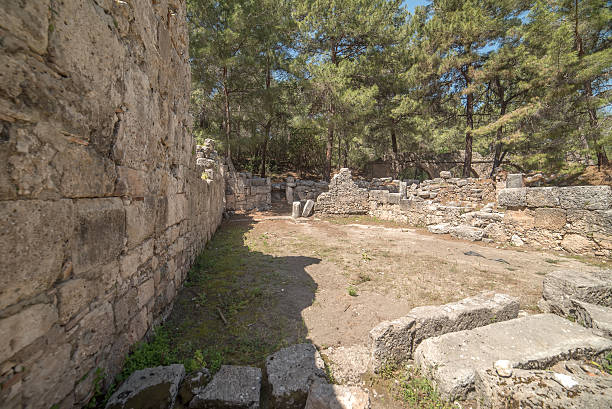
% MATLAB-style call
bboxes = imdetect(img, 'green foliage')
[347,286,358,296]
[118,328,177,384]
[399,367,455,409]
[603,352,612,375]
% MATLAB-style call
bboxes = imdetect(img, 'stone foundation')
[0,1,224,408]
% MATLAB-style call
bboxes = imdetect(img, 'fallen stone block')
[321,345,370,385]
[369,292,519,371]
[304,384,370,409]
[427,223,452,234]
[292,202,301,219]
[414,314,612,400]
[388,193,401,204]
[571,300,612,339]
[265,344,327,409]
[106,364,185,409]
[448,225,484,241]
[538,269,612,316]
[189,365,261,409]
[475,363,612,409]
[302,199,315,217]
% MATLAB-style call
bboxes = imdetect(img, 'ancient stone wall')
[315,170,611,257]
[224,170,272,211]
[0,1,224,408]
[286,177,329,204]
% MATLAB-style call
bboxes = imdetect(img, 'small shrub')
[348,286,358,297]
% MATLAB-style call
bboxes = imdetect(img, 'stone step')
[189,365,261,409]
[305,384,370,409]
[369,292,519,371]
[414,314,612,400]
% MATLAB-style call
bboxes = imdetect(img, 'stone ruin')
[311,169,611,257]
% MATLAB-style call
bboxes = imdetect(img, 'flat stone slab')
[448,225,484,241]
[321,345,370,385]
[302,199,315,217]
[571,299,612,339]
[414,314,612,400]
[304,384,370,409]
[265,344,327,409]
[475,362,612,409]
[369,292,519,371]
[189,365,261,409]
[106,364,185,409]
[539,269,612,316]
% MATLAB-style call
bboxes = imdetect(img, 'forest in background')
[187,0,611,181]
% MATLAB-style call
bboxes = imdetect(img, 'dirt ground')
[163,204,610,407]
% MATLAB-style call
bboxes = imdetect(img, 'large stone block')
[571,300,612,339]
[75,301,115,361]
[414,314,612,400]
[0,303,58,364]
[73,198,125,274]
[497,188,526,207]
[539,269,612,316]
[266,344,327,409]
[448,225,484,241]
[505,174,524,188]
[558,185,611,210]
[22,343,75,408]
[534,207,566,230]
[125,196,157,247]
[106,364,185,409]
[1,0,50,54]
[57,278,95,324]
[525,187,559,207]
[369,293,518,371]
[0,199,73,310]
[189,365,261,409]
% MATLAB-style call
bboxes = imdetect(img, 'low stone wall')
[224,170,271,211]
[286,177,329,203]
[316,170,611,256]
[0,1,225,408]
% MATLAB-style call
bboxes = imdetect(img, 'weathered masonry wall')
[316,170,611,257]
[0,1,224,408]
[224,170,272,211]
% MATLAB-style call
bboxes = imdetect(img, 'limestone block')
[57,278,95,324]
[302,199,315,217]
[571,300,612,339]
[497,188,526,207]
[534,207,566,230]
[321,346,369,386]
[0,199,74,310]
[53,145,117,198]
[75,302,114,360]
[73,198,125,274]
[114,166,147,197]
[525,187,559,207]
[539,269,612,315]
[265,344,327,409]
[414,314,612,400]
[369,317,416,372]
[388,193,401,204]
[138,278,155,309]
[427,223,451,234]
[440,171,452,179]
[561,234,594,254]
[22,343,75,407]
[1,0,50,54]
[0,303,58,364]
[505,174,524,188]
[559,186,611,210]
[305,384,370,409]
[503,209,535,230]
[125,196,157,247]
[287,186,294,204]
[178,369,211,405]
[189,365,261,409]
[106,364,185,409]
[449,225,484,241]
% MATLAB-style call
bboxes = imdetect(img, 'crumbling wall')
[286,177,329,203]
[316,168,370,214]
[224,170,271,211]
[0,1,224,408]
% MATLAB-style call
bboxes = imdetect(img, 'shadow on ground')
[165,214,320,370]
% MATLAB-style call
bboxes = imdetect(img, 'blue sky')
[402,0,429,12]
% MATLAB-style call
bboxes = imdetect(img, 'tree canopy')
[188,0,611,180]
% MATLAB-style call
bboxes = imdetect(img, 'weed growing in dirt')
[348,286,358,296]
[399,368,455,409]
[544,258,560,264]
[604,352,612,374]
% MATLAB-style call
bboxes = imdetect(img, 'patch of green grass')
[535,271,547,276]
[399,368,455,409]
[603,352,612,375]
[544,258,560,264]
[354,272,371,284]
[348,286,358,297]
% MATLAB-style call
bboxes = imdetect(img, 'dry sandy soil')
[163,205,610,408]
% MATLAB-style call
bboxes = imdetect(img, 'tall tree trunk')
[261,124,269,178]
[463,91,474,177]
[490,80,506,178]
[325,116,334,181]
[223,66,231,159]
[391,125,398,178]
[343,133,349,168]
